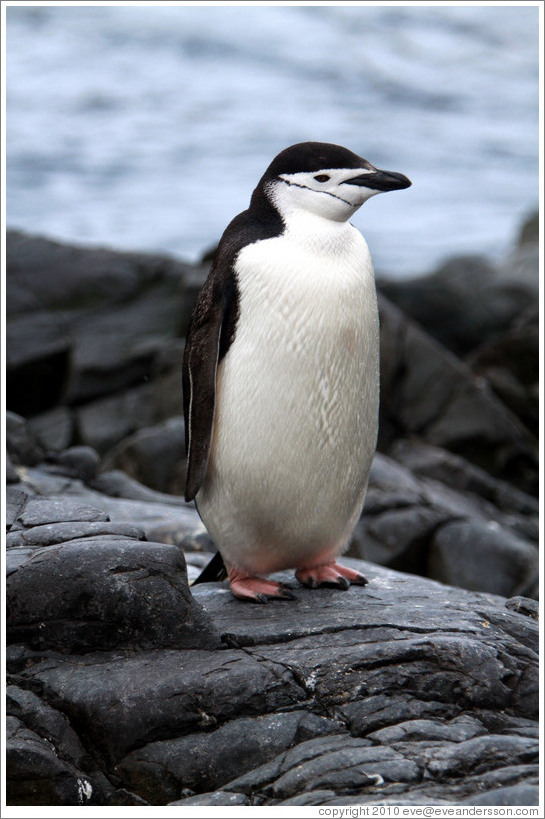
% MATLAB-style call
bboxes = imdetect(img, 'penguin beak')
[345,168,412,192]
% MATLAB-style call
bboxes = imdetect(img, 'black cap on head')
[262,142,369,180]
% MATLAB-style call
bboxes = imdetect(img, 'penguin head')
[257,141,411,223]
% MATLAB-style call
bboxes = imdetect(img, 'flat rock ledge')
[5,472,539,807]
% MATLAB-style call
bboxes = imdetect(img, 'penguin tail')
[191,551,228,585]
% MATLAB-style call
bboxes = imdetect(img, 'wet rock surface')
[5,445,539,806]
[5,224,539,806]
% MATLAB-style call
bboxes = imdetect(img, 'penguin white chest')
[197,222,380,573]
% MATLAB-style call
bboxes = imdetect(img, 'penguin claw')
[295,561,368,591]
[301,576,319,589]
[227,567,297,602]
[351,572,369,586]
[279,589,298,601]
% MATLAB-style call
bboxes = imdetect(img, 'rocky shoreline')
[5,218,539,806]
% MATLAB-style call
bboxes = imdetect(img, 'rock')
[389,439,538,518]
[6,716,95,806]
[5,464,538,808]
[73,341,185,455]
[102,416,186,495]
[74,383,157,455]
[8,558,538,804]
[351,452,538,599]
[10,645,306,767]
[6,538,218,653]
[28,406,74,453]
[467,304,539,436]
[505,596,539,620]
[459,784,539,806]
[79,477,201,541]
[6,451,20,484]
[377,249,537,358]
[89,469,185,505]
[6,230,205,414]
[6,521,146,550]
[5,685,113,806]
[168,791,250,806]
[497,230,539,296]
[16,497,109,528]
[5,485,35,531]
[427,521,538,598]
[6,312,72,417]
[6,411,44,466]
[46,446,101,482]
[517,210,539,245]
[426,735,538,779]
[116,711,340,804]
[377,296,537,494]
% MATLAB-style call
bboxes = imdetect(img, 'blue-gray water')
[6,4,539,276]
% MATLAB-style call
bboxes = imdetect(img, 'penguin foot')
[295,561,368,590]
[227,566,297,603]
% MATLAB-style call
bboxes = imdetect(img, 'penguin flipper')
[191,551,228,585]
[182,257,239,502]
[183,286,223,502]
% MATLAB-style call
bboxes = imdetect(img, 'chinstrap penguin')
[183,141,411,601]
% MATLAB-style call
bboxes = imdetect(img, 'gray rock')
[102,416,186,495]
[505,596,539,620]
[6,521,146,549]
[267,737,414,799]
[428,520,538,598]
[77,479,201,541]
[6,716,95,806]
[11,647,305,766]
[377,296,537,493]
[17,497,109,527]
[74,347,185,455]
[366,715,485,745]
[389,439,538,517]
[6,411,44,466]
[5,684,117,804]
[6,451,20,484]
[517,210,538,244]
[75,383,158,454]
[459,784,539,806]
[468,303,538,436]
[6,311,72,416]
[46,446,101,482]
[6,538,218,653]
[6,549,34,576]
[89,469,185,505]
[168,791,249,806]
[6,230,205,413]
[7,555,538,806]
[351,452,538,599]
[377,250,537,358]
[6,485,35,531]
[28,407,74,453]
[116,711,340,804]
[7,686,90,772]
[426,735,539,778]
[277,789,337,805]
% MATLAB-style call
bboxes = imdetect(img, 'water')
[6,4,540,276]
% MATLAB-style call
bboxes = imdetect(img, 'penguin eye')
[314,174,330,183]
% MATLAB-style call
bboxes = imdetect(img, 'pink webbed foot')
[295,561,368,590]
[227,565,296,603]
